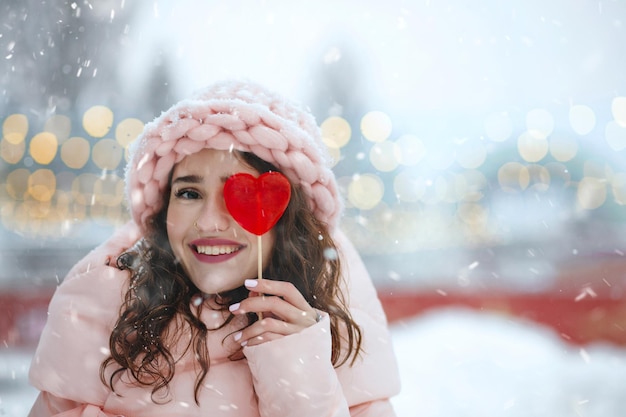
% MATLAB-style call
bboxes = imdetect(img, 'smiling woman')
[26,80,400,417]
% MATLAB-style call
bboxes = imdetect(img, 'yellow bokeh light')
[360,111,392,143]
[320,116,351,148]
[83,105,114,138]
[526,108,554,139]
[549,135,578,162]
[394,134,426,166]
[24,198,52,220]
[116,118,144,148]
[569,104,596,135]
[393,171,426,202]
[3,114,28,145]
[348,174,384,210]
[611,96,626,127]
[1,137,26,164]
[517,131,548,163]
[577,177,606,210]
[44,115,72,143]
[61,136,91,169]
[498,162,529,192]
[605,121,626,151]
[92,138,123,170]
[29,132,58,165]
[369,141,400,172]
[458,203,488,226]
[612,172,626,205]
[484,111,512,142]
[28,169,57,202]
[456,138,487,169]
[6,169,30,200]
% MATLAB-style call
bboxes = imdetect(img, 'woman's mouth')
[190,239,244,263]
[195,244,242,255]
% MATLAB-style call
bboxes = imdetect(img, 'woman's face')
[166,148,276,294]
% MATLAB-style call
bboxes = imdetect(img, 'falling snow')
[3,308,626,416]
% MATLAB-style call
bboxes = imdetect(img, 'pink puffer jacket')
[28,222,400,417]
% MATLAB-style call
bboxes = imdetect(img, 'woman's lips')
[189,238,244,264]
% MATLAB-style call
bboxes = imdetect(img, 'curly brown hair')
[100,152,363,404]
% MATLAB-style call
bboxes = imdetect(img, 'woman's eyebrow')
[171,174,203,185]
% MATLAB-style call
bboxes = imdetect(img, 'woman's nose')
[194,192,230,233]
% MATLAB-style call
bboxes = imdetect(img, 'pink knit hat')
[125,80,342,232]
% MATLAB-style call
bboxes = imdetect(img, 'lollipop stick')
[257,235,263,320]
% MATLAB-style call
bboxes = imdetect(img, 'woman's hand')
[229,278,321,347]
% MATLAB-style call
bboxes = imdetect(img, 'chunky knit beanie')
[125,80,342,232]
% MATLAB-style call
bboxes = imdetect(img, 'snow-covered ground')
[3,308,626,416]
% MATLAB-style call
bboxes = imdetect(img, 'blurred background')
[2,0,626,416]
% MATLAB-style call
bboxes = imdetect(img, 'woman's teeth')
[195,245,240,255]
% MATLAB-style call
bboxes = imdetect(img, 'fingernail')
[245,279,258,288]
[229,303,240,312]
[234,332,242,341]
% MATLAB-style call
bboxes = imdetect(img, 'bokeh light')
[549,135,578,162]
[569,105,596,135]
[361,111,392,143]
[29,132,58,165]
[369,141,400,172]
[83,105,114,138]
[457,202,488,226]
[92,138,123,170]
[605,121,626,151]
[61,137,91,169]
[518,131,549,162]
[577,176,606,210]
[611,97,626,127]
[28,169,56,202]
[320,116,351,148]
[1,136,26,164]
[6,169,30,200]
[3,114,28,145]
[498,162,530,192]
[348,173,384,209]
[115,118,144,148]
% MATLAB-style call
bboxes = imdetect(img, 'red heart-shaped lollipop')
[223,172,291,235]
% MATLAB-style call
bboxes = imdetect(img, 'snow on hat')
[125,79,342,232]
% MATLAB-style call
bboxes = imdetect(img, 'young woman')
[28,80,400,416]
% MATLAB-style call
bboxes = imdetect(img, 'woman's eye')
[175,189,201,200]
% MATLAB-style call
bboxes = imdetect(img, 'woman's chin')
[191,275,243,295]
